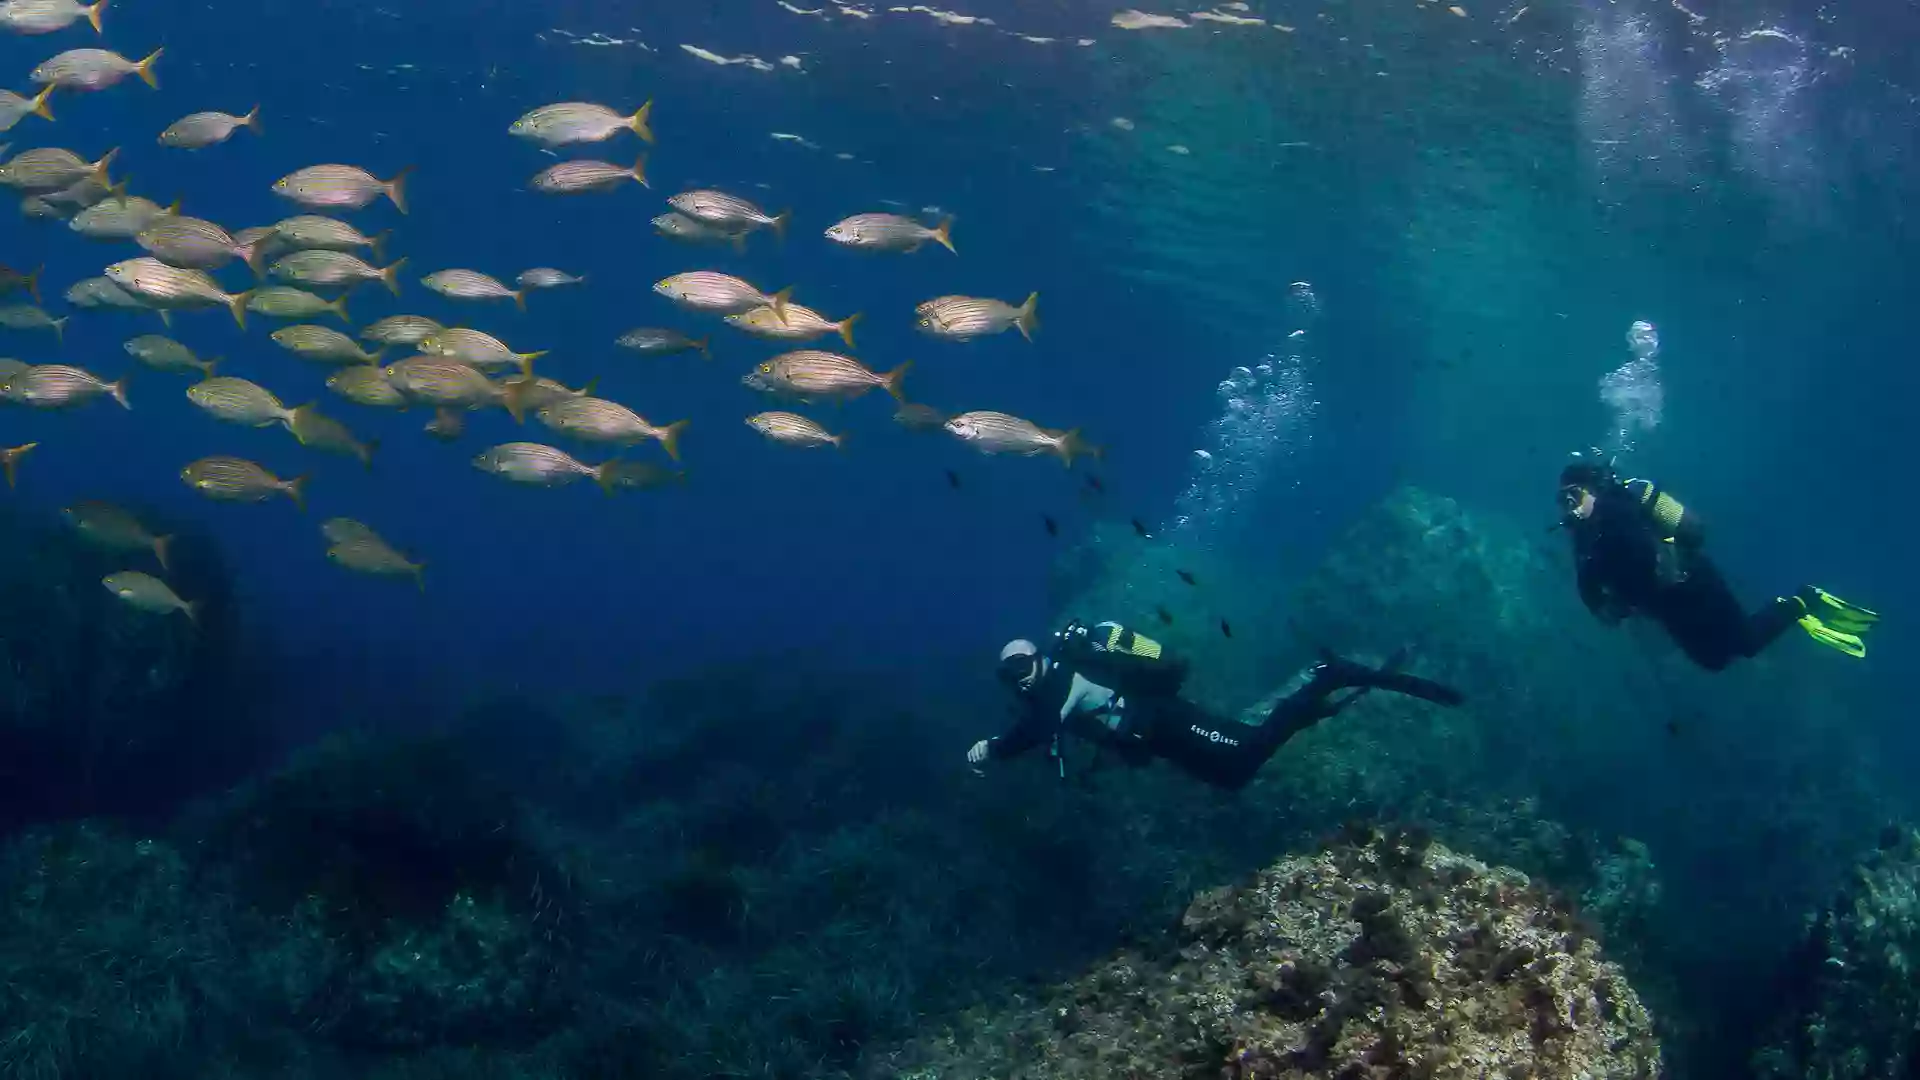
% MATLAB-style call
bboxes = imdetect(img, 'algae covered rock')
[1754,826,1920,1080]
[205,731,580,1052]
[889,826,1662,1080]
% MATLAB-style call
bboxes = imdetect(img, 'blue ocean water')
[3,0,1901,705]
[0,0,1915,1074]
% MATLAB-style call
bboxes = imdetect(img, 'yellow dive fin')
[1807,586,1878,635]
[1797,614,1867,659]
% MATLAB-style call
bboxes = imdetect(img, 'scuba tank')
[1052,619,1189,697]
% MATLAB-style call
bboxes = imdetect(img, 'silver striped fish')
[652,212,748,251]
[327,364,408,408]
[384,356,506,410]
[327,534,422,587]
[105,258,252,326]
[181,456,306,507]
[360,314,442,345]
[159,107,259,149]
[418,328,545,372]
[472,442,613,489]
[232,226,284,260]
[530,157,647,194]
[943,410,1096,467]
[322,517,382,546]
[103,571,194,620]
[31,48,160,92]
[421,269,524,310]
[187,376,295,428]
[0,86,55,130]
[667,190,788,238]
[67,275,162,320]
[915,292,1039,342]
[270,250,406,295]
[273,164,411,213]
[0,304,66,340]
[497,374,593,417]
[19,194,64,220]
[653,271,789,318]
[1,363,126,409]
[271,325,384,365]
[247,286,349,323]
[825,213,955,254]
[0,146,115,192]
[70,195,174,240]
[65,500,170,566]
[517,268,584,289]
[136,216,260,271]
[747,411,841,449]
[43,173,120,209]
[1,0,106,35]
[0,87,54,131]
[288,405,377,470]
[726,303,860,347]
[534,397,686,459]
[743,351,908,403]
[617,327,710,359]
[273,215,386,258]
[509,101,653,146]
[125,334,217,376]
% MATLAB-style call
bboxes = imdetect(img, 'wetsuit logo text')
[1192,725,1239,747]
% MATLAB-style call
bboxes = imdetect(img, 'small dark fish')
[1155,606,1173,626]
[1664,719,1681,738]
[1084,474,1105,494]
[944,469,961,490]
[1131,518,1149,538]
[1219,618,1233,638]
[0,264,41,303]
[1043,515,1058,537]
[1175,569,1196,586]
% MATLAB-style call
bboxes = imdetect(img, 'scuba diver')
[966,620,1465,791]
[1556,454,1879,669]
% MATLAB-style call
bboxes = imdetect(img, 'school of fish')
[0,6,1097,617]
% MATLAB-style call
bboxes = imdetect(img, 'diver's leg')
[1140,698,1271,791]
[1654,561,1747,671]
[1740,594,1809,658]
[1296,655,1466,708]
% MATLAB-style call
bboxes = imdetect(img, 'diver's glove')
[967,739,992,769]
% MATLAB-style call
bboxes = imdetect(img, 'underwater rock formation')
[1753,826,1920,1080]
[205,731,579,1052]
[889,826,1662,1080]
[0,823,242,1079]
[1053,484,1886,1076]
[0,504,264,827]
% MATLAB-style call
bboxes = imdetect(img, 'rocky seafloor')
[0,485,1903,1079]
[883,826,1662,1080]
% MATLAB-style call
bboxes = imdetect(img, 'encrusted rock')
[1754,826,1920,1080]
[888,828,1662,1079]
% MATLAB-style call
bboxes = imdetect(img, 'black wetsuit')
[1570,478,1803,671]
[983,653,1463,792]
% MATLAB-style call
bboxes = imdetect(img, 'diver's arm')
[976,701,1054,761]
[1577,559,1621,624]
